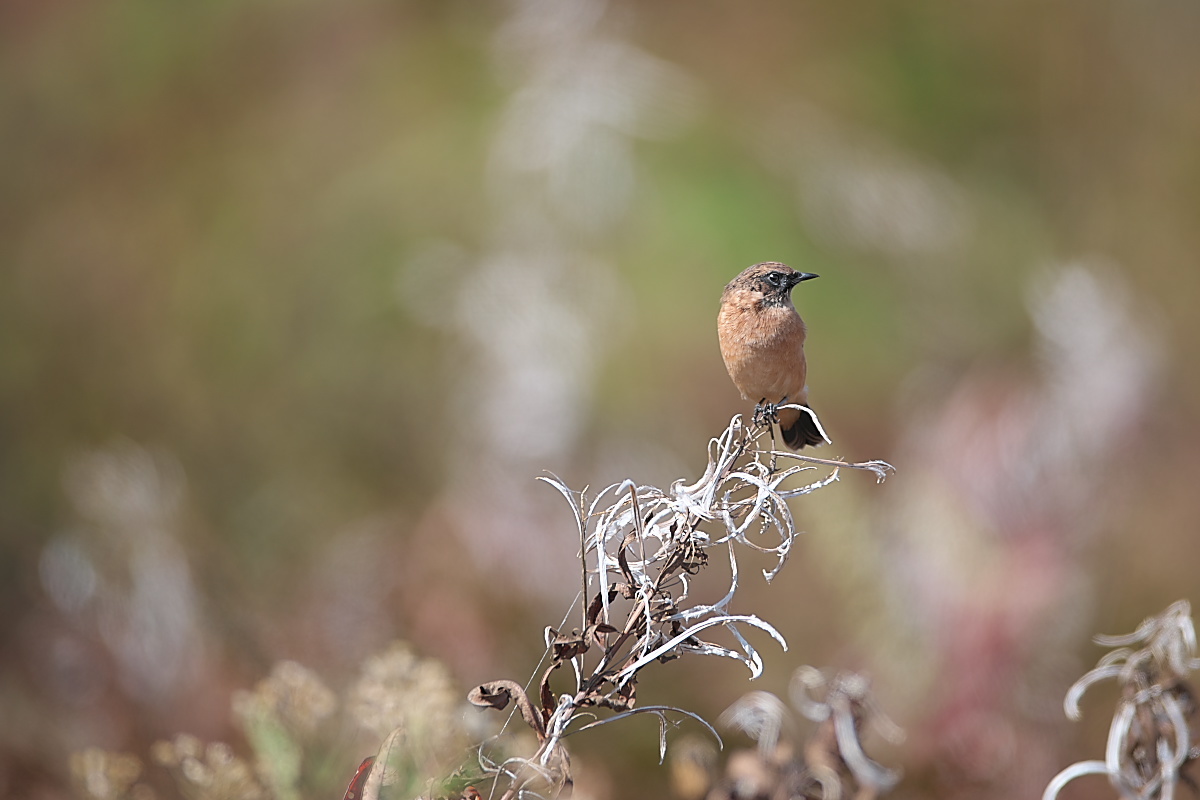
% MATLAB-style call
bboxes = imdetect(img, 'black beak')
[790,272,819,286]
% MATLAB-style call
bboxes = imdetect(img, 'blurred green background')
[4,1,1200,798]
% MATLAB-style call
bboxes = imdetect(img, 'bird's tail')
[781,405,829,449]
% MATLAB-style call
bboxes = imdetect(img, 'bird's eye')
[766,272,783,287]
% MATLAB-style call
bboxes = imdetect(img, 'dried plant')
[150,736,268,800]
[345,643,473,799]
[463,412,892,799]
[704,665,902,800]
[1044,600,1200,800]
[231,660,338,800]
[788,666,904,800]
[233,660,338,739]
[69,749,148,800]
[69,643,474,800]
[347,643,466,761]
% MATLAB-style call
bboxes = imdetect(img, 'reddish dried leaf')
[539,662,558,726]
[341,757,375,800]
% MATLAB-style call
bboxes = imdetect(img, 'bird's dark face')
[725,262,819,309]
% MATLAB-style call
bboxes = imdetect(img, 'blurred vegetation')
[3,1,1200,798]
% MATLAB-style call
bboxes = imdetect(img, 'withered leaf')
[549,627,590,662]
[539,663,558,726]
[617,529,637,585]
[610,678,638,711]
[467,680,545,741]
[586,592,605,626]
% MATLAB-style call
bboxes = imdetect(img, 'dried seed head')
[347,642,465,758]
[232,660,337,737]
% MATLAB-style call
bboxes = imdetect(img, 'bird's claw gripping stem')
[752,396,787,428]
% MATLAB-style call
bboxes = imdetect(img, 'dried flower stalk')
[467,413,892,798]
[1044,600,1200,800]
[709,665,903,800]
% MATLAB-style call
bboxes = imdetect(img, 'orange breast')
[717,301,808,404]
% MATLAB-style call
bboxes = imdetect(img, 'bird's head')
[723,262,819,309]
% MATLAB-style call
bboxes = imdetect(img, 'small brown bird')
[717,262,827,448]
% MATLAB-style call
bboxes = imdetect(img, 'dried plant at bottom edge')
[707,665,903,800]
[150,735,268,800]
[68,645,475,800]
[454,412,892,800]
[1044,599,1200,800]
[69,749,149,800]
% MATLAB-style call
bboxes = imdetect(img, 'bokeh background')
[4,1,1200,798]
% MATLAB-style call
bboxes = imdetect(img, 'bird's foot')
[752,398,783,428]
